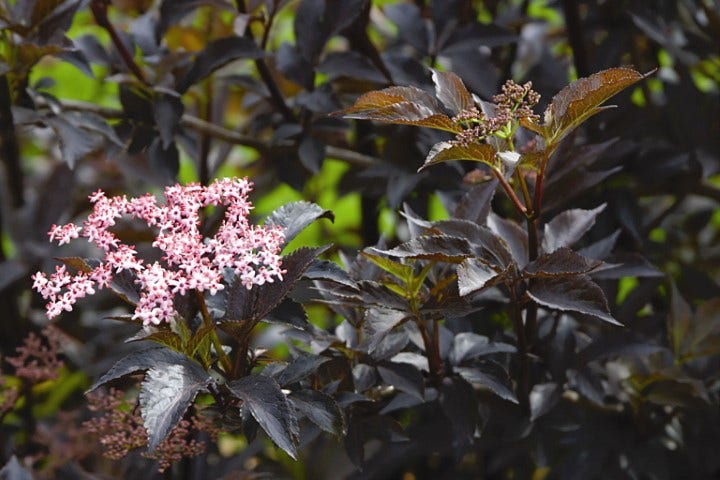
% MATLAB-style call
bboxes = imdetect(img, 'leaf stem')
[492,168,527,216]
[195,291,232,374]
[510,288,530,413]
[90,0,149,86]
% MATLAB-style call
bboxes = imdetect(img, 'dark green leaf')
[265,201,334,247]
[528,275,621,325]
[360,251,414,284]
[420,141,497,171]
[431,69,474,115]
[377,361,425,401]
[543,67,647,145]
[228,375,299,459]
[140,361,211,451]
[289,389,346,436]
[542,204,606,253]
[177,37,266,93]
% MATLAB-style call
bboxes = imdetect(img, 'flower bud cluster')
[451,80,540,147]
[32,178,286,325]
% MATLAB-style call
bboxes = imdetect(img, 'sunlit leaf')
[140,361,211,451]
[543,67,648,145]
[431,69,474,115]
[335,86,461,133]
[457,258,502,297]
[264,201,334,248]
[420,141,497,172]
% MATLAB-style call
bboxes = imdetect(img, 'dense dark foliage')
[0,1,719,479]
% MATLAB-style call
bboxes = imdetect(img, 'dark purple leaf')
[377,361,425,401]
[454,178,498,224]
[487,213,528,266]
[140,360,212,451]
[317,51,387,83]
[432,219,513,266]
[454,366,518,403]
[289,389,346,436]
[360,308,408,352]
[449,332,515,365]
[87,347,199,392]
[383,3,428,53]
[529,382,560,421]
[277,354,331,386]
[578,230,620,260]
[224,246,327,323]
[525,247,602,278]
[457,258,502,297]
[153,91,183,149]
[265,201,334,247]
[177,37,266,93]
[542,204,606,253]
[44,115,104,168]
[668,282,692,357]
[0,261,26,290]
[374,235,474,263]
[298,135,326,173]
[527,275,621,325]
[228,375,299,459]
[439,377,477,443]
[148,137,179,184]
[276,43,314,89]
[294,0,367,62]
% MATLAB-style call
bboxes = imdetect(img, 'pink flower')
[32,177,285,325]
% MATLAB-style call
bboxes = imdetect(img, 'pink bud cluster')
[32,178,285,325]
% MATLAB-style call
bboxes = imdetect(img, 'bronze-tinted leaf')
[525,247,602,278]
[543,67,648,145]
[431,69,474,115]
[335,86,460,133]
[420,141,497,172]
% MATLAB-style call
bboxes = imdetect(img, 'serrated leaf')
[524,247,602,278]
[264,201,334,247]
[377,361,425,401]
[543,67,647,145]
[277,354,331,387]
[224,246,327,325]
[335,86,461,133]
[431,69,474,115]
[140,362,211,451]
[457,257,502,297]
[454,366,518,403]
[361,251,414,284]
[542,204,606,253]
[289,389,346,436]
[177,37,266,93]
[527,275,621,325]
[126,331,183,352]
[375,235,473,263]
[432,219,513,266]
[227,375,299,459]
[419,141,497,172]
[87,347,201,392]
[449,332,515,365]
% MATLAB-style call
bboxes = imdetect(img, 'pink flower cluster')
[32,178,285,325]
